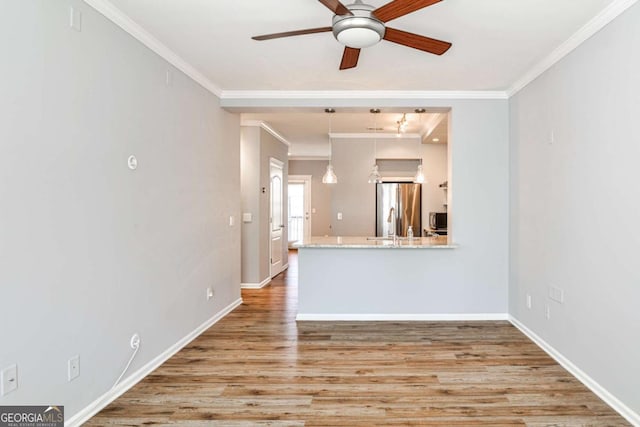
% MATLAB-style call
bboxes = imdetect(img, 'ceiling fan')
[252,0,452,70]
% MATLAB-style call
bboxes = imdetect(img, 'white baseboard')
[241,277,271,289]
[65,297,243,427]
[509,315,640,426]
[296,313,509,321]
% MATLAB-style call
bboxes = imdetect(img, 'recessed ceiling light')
[432,138,440,142]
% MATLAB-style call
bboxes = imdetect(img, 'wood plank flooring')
[87,251,629,426]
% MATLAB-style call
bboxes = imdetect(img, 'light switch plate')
[1,364,18,396]
[69,7,82,32]
[549,286,564,303]
[68,356,80,382]
[337,212,343,220]
[229,216,235,226]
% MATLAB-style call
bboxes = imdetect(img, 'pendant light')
[413,108,426,184]
[414,162,425,183]
[368,108,381,184]
[368,165,381,184]
[323,164,338,184]
[322,108,338,184]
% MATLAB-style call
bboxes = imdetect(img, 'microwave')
[429,212,447,230]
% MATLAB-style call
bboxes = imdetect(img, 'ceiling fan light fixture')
[335,25,384,48]
[332,2,385,49]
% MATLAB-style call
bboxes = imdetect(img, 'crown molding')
[83,0,223,97]
[220,90,509,100]
[240,120,291,146]
[508,0,638,97]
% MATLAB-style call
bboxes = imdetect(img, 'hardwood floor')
[87,251,629,426]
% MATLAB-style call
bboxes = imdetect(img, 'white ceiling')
[107,0,616,91]
[242,110,449,157]
[99,0,620,155]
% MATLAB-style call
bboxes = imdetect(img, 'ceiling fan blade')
[373,0,442,23]
[339,47,360,70]
[383,27,451,55]
[252,27,332,41]
[318,0,352,16]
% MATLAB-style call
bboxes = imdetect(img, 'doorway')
[288,175,312,247]
[270,158,284,278]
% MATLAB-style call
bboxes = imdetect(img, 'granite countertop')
[293,235,456,249]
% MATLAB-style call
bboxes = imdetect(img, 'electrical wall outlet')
[68,356,80,382]
[526,294,532,309]
[337,212,343,220]
[130,333,141,349]
[206,287,214,301]
[1,364,18,396]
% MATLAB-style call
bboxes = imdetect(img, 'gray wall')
[240,126,289,284]
[509,2,640,416]
[288,160,332,236]
[240,127,261,283]
[0,0,240,419]
[331,140,377,236]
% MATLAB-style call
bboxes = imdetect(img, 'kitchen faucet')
[387,207,398,245]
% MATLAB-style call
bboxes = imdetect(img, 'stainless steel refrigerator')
[376,182,422,237]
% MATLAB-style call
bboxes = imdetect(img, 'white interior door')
[270,158,284,277]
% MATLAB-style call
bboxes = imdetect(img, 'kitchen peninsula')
[296,235,452,249]
[293,236,481,321]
